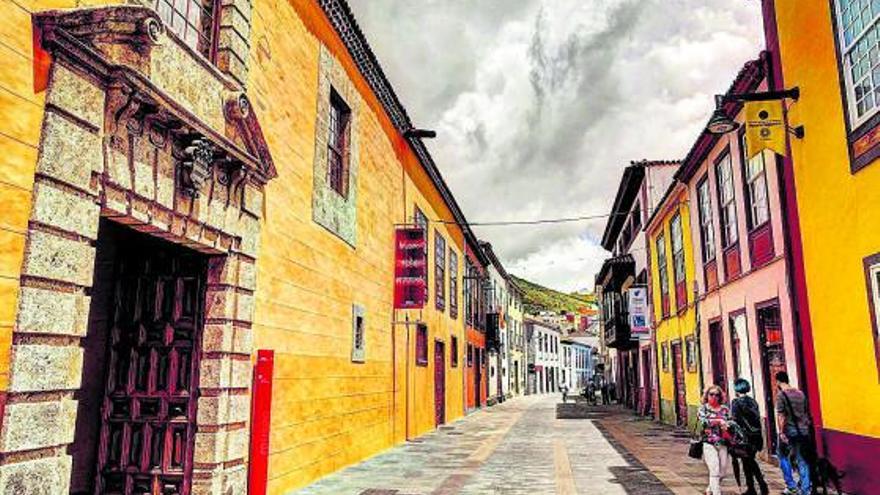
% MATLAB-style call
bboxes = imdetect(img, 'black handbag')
[688,420,704,459]
[688,438,704,459]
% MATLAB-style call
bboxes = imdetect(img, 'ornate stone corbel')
[179,138,215,197]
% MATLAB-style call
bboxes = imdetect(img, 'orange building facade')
[0,0,479,493]
[464,241,489,412]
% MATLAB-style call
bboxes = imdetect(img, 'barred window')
[155,0,220,60]
[835,0,880,126]
[327,90,351,196]
[451,336,459,367]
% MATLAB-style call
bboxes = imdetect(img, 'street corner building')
[645,181,701,430]
[760,0,880,491]
[0,0,482,493]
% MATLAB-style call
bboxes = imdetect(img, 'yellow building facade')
[648,183,702,428]
[763,1,880,490]
[0,0,471,493]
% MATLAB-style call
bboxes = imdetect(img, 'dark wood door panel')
[97,240,207,495]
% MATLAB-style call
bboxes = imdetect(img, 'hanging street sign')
[744,100,787,159]
[393,227,428,309]
[628,287,651,340]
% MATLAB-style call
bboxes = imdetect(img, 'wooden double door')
[95,229,207,495]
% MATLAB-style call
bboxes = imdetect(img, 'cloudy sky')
[348,0,764,293]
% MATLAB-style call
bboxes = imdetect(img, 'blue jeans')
[778,434,811,494]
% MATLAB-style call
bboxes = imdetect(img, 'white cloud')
[348,0,764,292]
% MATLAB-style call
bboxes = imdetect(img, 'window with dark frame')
[351,304,365,363]
[683,336,695,372]
[697,178,717,262]
[656,233,670,317]
[155,0,220,61]
[414,208,429,301]
[715,152,739,248]
[670,212,687,310]
[661,342,669,371]
[416,324,428,366]
[740,134,771,230]
[866,255,880,374]
[435,232,446,310]
[467,343,473,367]
[451,335,459,367]
[327,90,351,196]
[730,316,742,379]
[449,249,459,319]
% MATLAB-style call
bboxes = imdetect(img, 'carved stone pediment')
[34,6,277,185]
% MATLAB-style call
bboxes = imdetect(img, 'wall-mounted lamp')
[706,87,804,138]
[403,127,437,139]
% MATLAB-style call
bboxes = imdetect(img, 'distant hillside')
[510,275,595,314]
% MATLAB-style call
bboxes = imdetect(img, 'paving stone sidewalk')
[590,404,787,495]
[294,395,786,495]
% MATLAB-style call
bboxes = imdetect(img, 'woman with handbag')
[698,385,733,495]
[731,378,769,495]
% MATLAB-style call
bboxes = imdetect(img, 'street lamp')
[707,96,739,134]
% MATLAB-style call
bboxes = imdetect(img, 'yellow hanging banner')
[744,100,787,159]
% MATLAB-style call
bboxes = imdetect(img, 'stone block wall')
[0,4,270,487]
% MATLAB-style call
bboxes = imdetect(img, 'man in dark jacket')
[775,371,812,495]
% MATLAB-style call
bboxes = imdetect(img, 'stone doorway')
[70,220,210,494]
[0,7,277,492]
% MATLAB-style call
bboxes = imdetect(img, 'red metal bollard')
[248,350,274,495]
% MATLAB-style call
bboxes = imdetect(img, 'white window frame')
[716,153,739,247]
[698,178,717,263]
[871,263,880,331]
[656,233,669,296]
[834,0,880,129]
[671,213,686,284]
[745,149,771,229]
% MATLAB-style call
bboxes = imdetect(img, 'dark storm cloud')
[348,0,764,291]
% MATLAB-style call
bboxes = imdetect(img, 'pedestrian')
[698,385,732,495]
[775,371,812,495]
[601,378,610,405]
[560,382,569,403]
[731,378,768,495]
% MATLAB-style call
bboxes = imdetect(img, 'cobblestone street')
[294,395,785,495]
